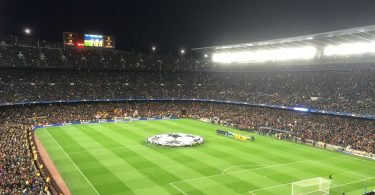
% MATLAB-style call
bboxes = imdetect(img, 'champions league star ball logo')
[146,133,204,147]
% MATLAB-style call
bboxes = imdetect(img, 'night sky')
[2,0,375,53]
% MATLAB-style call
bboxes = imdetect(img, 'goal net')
[292,177,331,195]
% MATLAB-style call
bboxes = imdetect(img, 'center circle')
[146,133,204,147]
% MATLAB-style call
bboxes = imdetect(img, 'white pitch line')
[45,129,100,195]
[248,182,291,194]
[340,153,375,163]
[294,141,374,163]
[330,176,375,189]
[221,165,268,175]
[308,160,370,179]
[171,160,309,184]
[248,176,375,194]
[169,182,188,195]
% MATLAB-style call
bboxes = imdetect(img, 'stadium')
[1,1,375,195]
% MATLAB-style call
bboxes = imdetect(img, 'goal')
[292,177,332,195]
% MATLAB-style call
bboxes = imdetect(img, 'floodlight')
[24,28,31,35]
[212,46,317,64]
[293,107,309,112]
[324,42,375,56]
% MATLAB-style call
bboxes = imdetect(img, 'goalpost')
[292,177,332,195]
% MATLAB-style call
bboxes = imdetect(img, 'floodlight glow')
[212,46,317,64]
[293,107,309,112]
[24,28,31,35]
[324,42,375,56]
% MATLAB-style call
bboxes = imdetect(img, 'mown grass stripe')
[75,123,206,195]
[36,129,98,194]
[36,119,375,195]
[47,127,137,195]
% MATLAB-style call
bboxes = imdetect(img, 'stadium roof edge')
[191,25,375,52]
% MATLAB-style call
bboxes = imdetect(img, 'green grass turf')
[35,119,375,195]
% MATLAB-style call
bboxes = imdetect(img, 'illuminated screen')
[84,34,103,47]
[63,32,115,48]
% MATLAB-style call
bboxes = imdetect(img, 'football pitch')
[36,119,375,195]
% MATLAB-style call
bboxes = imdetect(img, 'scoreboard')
[63,32,115,49]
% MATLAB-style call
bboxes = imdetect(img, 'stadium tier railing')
[1,98,375,120]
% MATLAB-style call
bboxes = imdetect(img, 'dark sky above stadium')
[2,0,375,53]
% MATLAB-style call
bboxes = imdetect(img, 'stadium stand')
[0,68,375,115]
[0,34,374,194]
[1,100,374,194]
[0,35,375,116]
[0,121,50,194]
[1,102,374,154]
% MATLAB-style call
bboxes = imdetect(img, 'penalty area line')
[248,176,375,194]
[248,182,292,194]
[221,165,268,175]
[169,182,188,195]
[44,129,101,195]
[171,160,310,185]
[308,160,371,179]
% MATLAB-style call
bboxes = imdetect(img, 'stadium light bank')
[212,46,317,64]
[324,42,375,56]
[194,25,375,64]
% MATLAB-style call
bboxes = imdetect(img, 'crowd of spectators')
[0,68,374,115]
[0,33,210,72]
[1,101,374,153]
[1,34,375,193]
[0,120,49,194]
[1,101,374,193]
[1,34,375,115]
